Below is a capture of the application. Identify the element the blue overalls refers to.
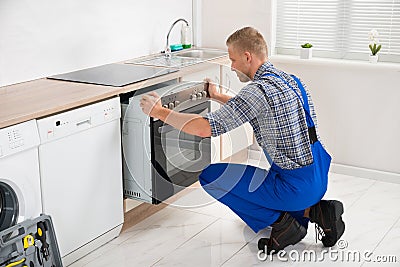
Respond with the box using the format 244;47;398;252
199;73;332;232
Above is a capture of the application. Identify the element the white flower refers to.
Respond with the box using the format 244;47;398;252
368;29;380;43
368;29;382;55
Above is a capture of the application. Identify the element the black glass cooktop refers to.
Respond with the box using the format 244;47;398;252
48;63;178;87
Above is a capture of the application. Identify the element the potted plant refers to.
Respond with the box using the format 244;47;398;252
300;43;313;59
368;29;382;63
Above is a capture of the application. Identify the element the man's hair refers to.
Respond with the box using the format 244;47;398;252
226;27;268;58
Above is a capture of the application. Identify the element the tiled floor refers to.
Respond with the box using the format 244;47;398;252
70;172;400;266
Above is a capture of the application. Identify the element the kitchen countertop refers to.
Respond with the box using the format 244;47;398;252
0;56;229;129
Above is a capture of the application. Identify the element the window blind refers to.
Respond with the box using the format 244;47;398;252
276;0;400;62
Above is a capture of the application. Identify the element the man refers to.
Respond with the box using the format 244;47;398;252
140;27;345;254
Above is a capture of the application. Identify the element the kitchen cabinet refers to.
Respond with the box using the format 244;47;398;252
220;66;254;160
181;65;221;163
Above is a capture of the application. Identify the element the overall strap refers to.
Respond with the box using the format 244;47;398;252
261;73;318;144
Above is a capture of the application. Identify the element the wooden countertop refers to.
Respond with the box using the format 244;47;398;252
0;57;229;129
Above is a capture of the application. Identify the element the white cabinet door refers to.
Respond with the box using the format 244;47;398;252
220;66;254;160
181;65;220;85
181;65;221;163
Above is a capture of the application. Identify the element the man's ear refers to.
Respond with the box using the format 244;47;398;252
244;51;252;63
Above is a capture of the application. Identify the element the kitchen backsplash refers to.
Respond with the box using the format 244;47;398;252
0;0;192;87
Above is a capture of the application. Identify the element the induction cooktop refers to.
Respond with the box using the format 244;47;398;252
47;63;178;87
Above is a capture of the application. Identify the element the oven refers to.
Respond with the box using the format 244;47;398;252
121;81;211;204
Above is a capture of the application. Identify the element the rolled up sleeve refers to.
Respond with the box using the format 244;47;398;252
204;83;268;137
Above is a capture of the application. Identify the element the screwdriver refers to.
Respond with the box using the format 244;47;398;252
36;221;50;261
5;258;25;267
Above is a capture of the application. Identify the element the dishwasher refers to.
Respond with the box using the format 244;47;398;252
37;97;123;266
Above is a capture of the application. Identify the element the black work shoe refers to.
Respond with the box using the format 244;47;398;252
309;200;345;247
258;212;307;255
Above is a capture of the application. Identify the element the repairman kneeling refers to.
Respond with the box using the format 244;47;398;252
140;26;345;254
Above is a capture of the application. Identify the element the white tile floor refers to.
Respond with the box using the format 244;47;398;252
70;173;400;267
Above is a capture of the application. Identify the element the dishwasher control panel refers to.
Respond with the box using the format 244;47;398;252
37;97;121;143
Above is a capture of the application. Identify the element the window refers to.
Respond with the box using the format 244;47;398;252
276;0;400;63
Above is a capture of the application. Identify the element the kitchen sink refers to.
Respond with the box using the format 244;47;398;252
127;56;202;68
174;49;227;60
125;48;227;68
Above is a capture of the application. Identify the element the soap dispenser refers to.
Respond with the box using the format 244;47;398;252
181;24;192;49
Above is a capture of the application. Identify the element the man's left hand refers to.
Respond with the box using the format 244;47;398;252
140;92;162;117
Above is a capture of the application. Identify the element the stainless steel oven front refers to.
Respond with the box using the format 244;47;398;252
121;81;211;204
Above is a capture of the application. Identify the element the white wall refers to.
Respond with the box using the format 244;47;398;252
201;0;400;175
200;0;274;53
271;58;400;174
0;0;192;86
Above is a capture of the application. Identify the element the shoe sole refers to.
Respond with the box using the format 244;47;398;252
323;218;345;247
258;223;307;254
322;200;345;247
330;200;344;220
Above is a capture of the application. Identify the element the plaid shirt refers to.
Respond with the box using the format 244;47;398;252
205;62;320;170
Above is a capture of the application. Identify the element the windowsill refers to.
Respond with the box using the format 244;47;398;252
269;54;400;71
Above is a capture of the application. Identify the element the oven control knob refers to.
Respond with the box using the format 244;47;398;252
190;94;197;101
202;91;208;97
197;92;203;99
168;102;175;109
174;100;180;107
163;104;168;109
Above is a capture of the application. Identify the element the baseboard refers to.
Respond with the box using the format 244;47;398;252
62;224;123;266
247;150;400;184
121;182;199;232
330;163;400;184
122;202;168;233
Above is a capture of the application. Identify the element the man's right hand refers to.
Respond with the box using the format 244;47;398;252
204;78;233;104
204;78;219;99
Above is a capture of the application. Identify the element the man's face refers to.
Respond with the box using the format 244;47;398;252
228;45;251;82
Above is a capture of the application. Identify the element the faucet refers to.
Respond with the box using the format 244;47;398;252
164;18;189;58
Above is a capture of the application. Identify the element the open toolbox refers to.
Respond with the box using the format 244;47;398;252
0;215;63;267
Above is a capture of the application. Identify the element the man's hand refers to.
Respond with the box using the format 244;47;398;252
204;78;219;99
204;78;232;104
139;90;211;137
140;91;162;118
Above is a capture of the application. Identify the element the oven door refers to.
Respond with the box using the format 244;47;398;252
150;100;211;204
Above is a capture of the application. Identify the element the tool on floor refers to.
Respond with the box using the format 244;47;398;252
23;234;35;250
0;215;63;267
35;221;50;261
36;241;43;266
5;257;25;267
